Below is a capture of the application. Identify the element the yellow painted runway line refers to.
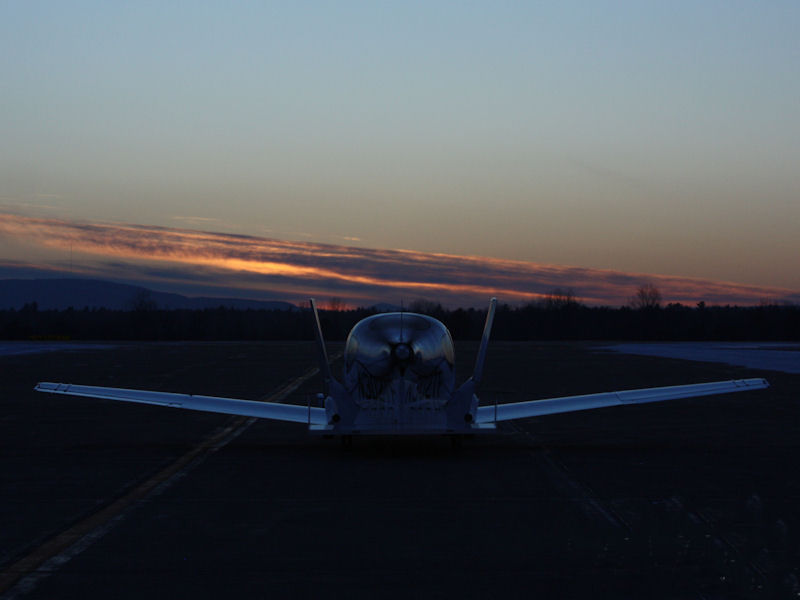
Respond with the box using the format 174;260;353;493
0;358;337;597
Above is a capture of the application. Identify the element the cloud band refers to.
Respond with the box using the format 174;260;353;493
1;213;796;307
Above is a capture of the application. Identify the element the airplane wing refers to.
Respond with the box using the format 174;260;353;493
35;382;328;425
475;378;769;423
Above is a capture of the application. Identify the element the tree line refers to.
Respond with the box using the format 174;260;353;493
1;296;797;341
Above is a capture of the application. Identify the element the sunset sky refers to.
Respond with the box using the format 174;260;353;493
2;2;798;307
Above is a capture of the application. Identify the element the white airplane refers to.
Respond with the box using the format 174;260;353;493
36;298;769;445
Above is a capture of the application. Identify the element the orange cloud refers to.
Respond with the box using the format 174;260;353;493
1;212;797;307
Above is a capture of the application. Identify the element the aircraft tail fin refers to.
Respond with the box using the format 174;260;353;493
446;298;496;428
472;297;496;387
310;298;333;397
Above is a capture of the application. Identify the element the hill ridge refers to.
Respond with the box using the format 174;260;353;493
0;279;296;311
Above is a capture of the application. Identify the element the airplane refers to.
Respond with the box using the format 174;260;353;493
35;298;769;446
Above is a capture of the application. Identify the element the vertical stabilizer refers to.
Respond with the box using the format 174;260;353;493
472;297;496;387
447;297;497;428
310;298;332;397
309;298;356;428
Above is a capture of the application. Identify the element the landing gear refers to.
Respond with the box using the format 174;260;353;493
340;435;353;450
449;434;463;450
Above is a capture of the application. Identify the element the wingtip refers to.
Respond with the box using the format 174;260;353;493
34;381;65;393
742;377;770;389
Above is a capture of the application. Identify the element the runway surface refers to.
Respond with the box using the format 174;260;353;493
605;342;800;374
0;342;116;357
1;341;798;598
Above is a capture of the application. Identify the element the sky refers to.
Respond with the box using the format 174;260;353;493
1;2;798;307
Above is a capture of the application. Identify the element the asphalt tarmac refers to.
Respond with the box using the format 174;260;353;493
1;341;798;599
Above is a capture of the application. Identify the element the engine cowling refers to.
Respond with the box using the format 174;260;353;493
343;312;455;410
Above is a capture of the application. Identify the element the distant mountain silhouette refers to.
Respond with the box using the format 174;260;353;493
0;279;297;311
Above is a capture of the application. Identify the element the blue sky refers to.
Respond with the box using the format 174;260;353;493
1;2;799;305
